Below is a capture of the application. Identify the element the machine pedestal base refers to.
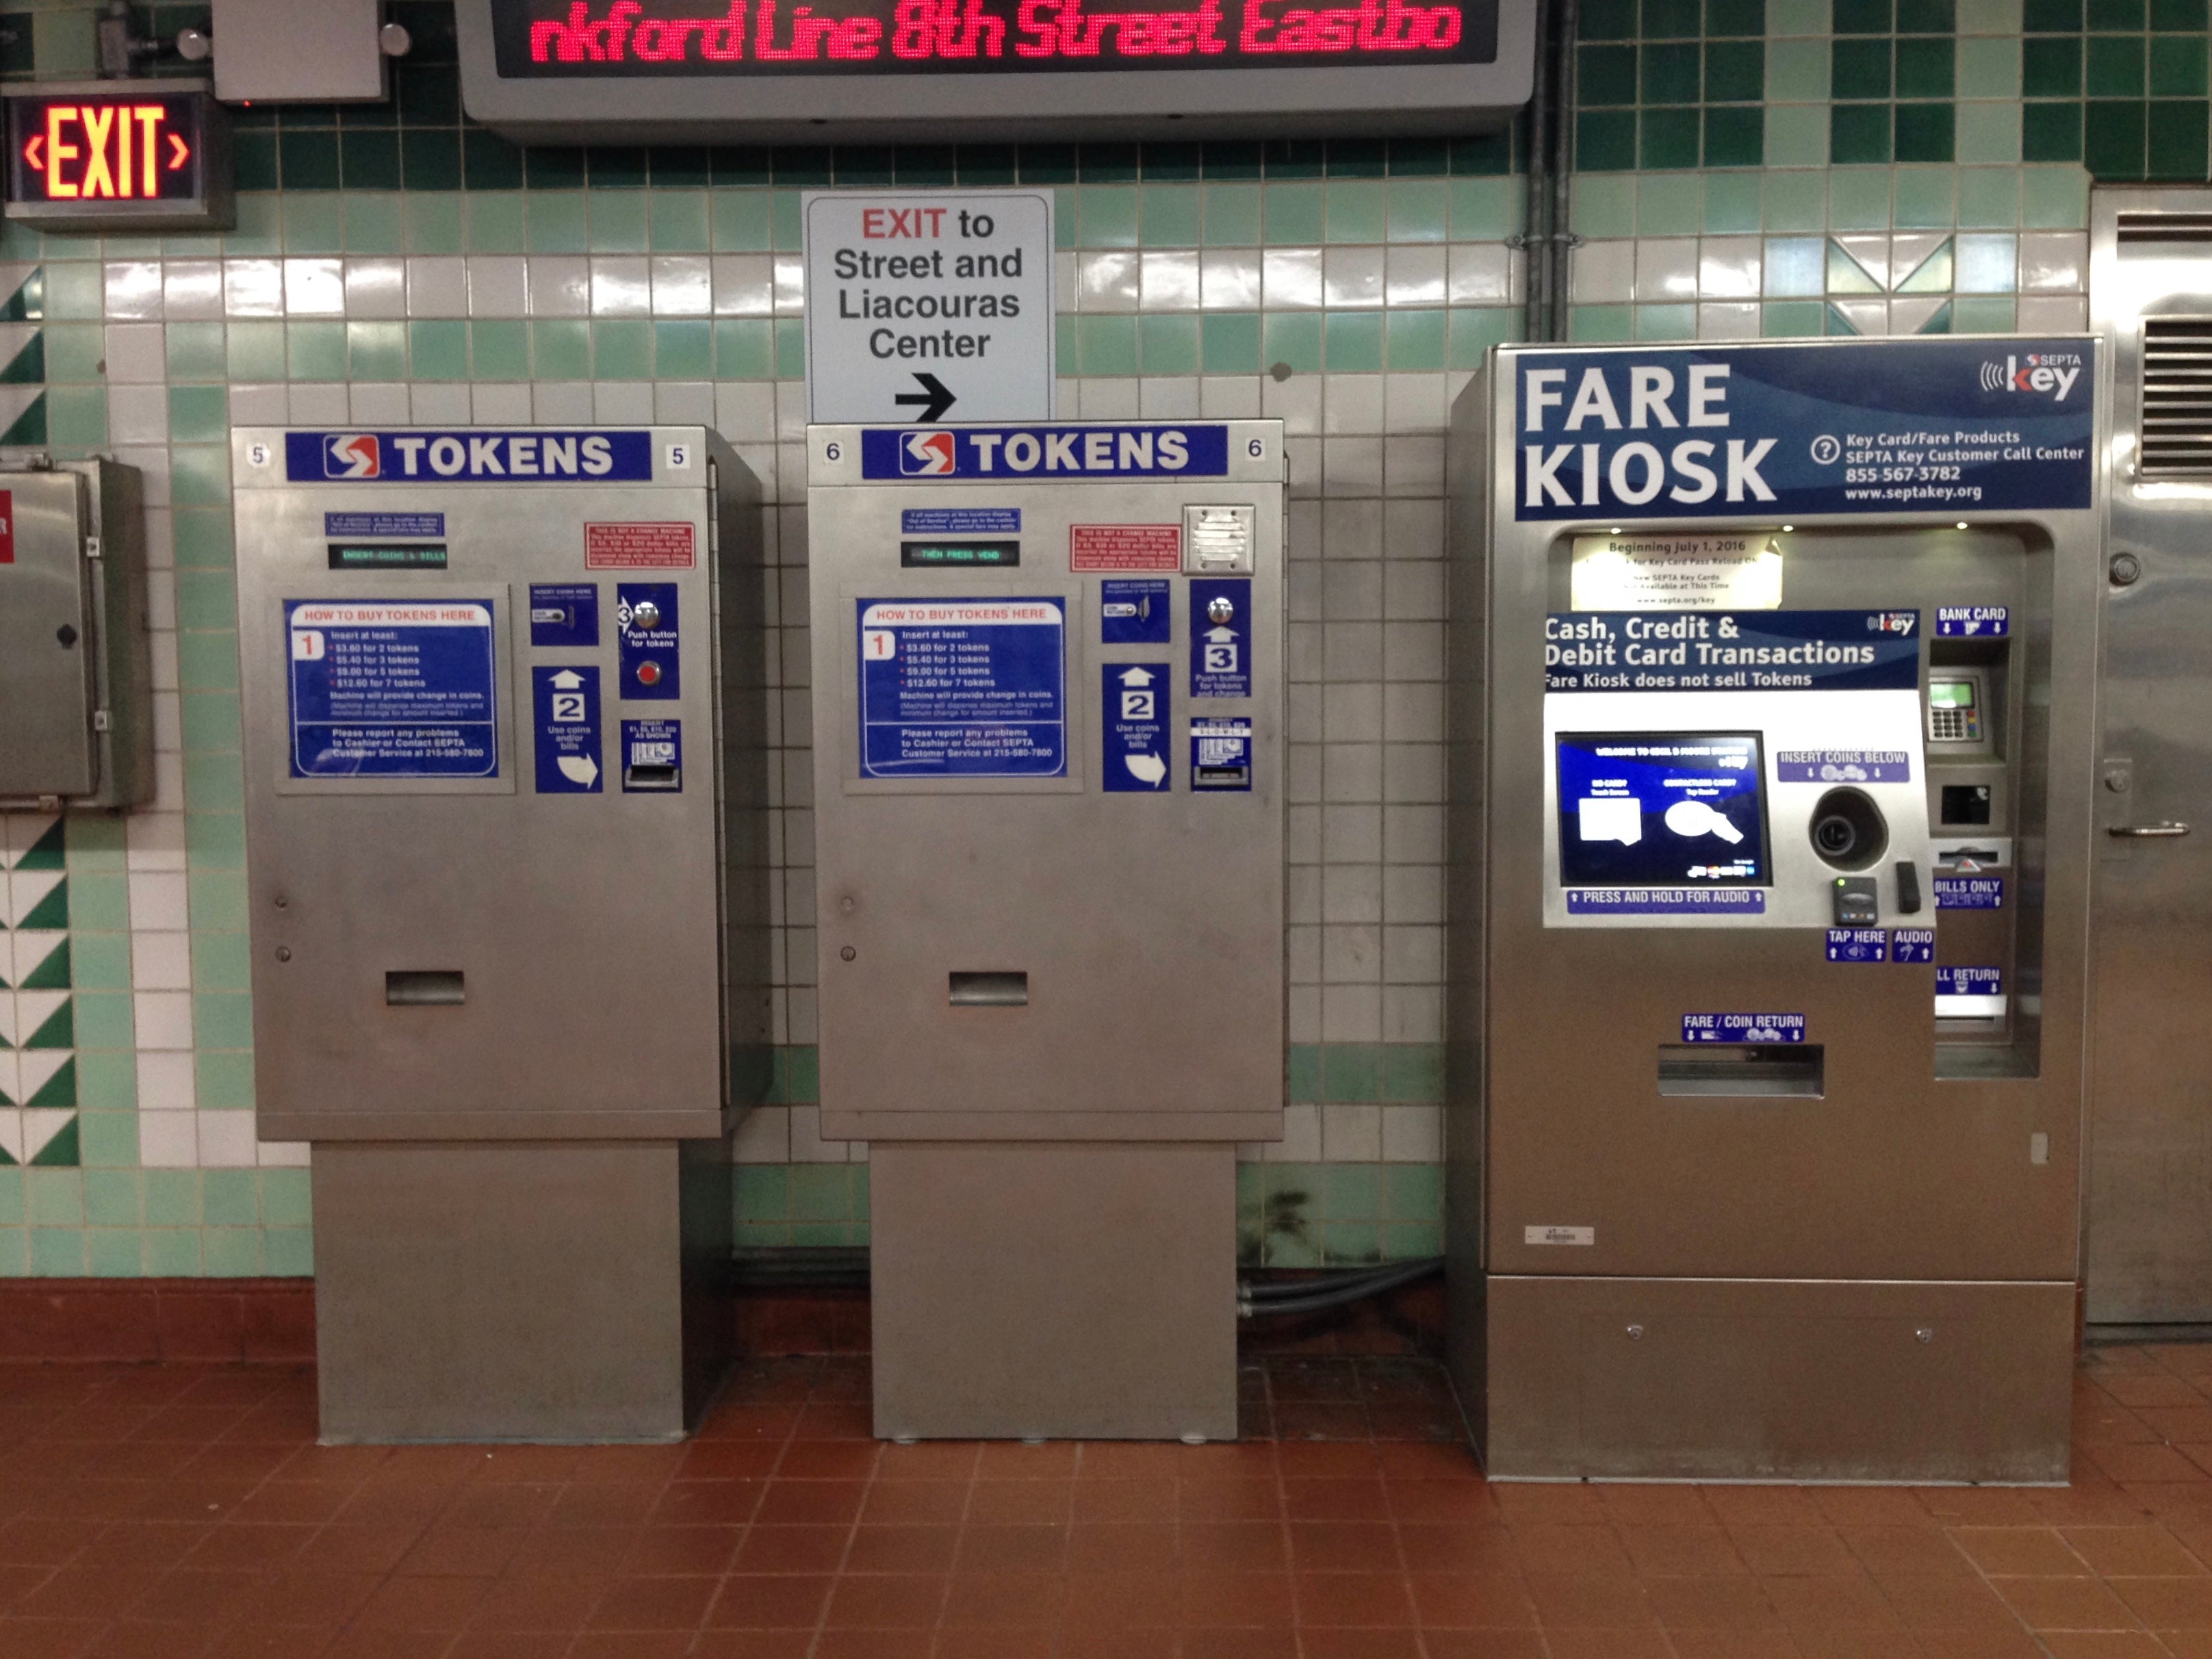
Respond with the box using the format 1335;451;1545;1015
311;1140;732;1443
1483;1274;2075;1482
870;1142;1237;1441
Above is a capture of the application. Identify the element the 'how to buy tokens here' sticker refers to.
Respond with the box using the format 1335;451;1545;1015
286;600;498;780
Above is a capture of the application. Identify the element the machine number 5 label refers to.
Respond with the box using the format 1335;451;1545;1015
665;443;691;470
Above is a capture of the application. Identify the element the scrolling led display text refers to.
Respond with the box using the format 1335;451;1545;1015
494;0;1497;73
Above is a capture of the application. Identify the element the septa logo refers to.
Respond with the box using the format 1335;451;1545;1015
900;431;955;475
322;433;381;478
1872;611;1918;635
1978;352;2082;401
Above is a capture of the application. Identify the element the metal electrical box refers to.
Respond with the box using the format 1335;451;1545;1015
808;420;1286;1440
1447;340;2102;1481
0;460;152;810
232;426;770;1442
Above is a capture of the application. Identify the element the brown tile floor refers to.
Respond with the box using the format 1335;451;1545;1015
4;1346;2212;1658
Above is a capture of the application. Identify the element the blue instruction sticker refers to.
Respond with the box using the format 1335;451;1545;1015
285;600;498;780
532;666;602;793
1775;749;1912;783
1936;606;2009;637
1936;966;2005;1016
1890;927;1936;964
1935;876;2004;909
1826;928;1888;962
1567;888;1766;915
1682;1012;1807;1044
1103;663;1169;792
902;506;1020;535
324;511;443;537
530;583;599;649
1191;717;1252;790
858;597;1066;779
616;583;680;700
1190;578;1251;699
620;718;682;791
1101;579;1172;645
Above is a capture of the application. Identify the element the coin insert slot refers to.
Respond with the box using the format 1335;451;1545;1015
386;970;465;1007
950;971;1028;1007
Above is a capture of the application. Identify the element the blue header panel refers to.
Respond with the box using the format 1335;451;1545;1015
1545;609;1921;693
1512;340;2094;521
860;424;1231;480
286;430;652;483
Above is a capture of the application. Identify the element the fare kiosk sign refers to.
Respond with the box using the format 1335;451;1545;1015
5;84;232;233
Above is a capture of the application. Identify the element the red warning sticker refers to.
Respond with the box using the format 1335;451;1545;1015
1070;524;1181;573
0;490;12;564
585;522;695;569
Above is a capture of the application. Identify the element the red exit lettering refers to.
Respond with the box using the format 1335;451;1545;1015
863;207;948;237
21;103;190;201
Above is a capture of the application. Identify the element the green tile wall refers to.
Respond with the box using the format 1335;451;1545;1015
0;0;2133;1275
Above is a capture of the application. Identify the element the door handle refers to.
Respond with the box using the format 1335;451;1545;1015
2109;823;2191;838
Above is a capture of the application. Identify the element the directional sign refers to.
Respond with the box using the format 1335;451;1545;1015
5;83;231;232
803;190;1055;426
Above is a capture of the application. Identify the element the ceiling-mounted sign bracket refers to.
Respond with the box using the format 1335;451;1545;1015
454;0;1536;142
4;80;233;233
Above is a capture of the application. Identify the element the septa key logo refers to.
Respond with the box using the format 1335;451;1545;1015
900;431;955;476
1978;352;2082;401
322;433;382;478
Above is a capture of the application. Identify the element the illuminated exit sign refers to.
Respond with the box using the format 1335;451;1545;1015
5;83;232;233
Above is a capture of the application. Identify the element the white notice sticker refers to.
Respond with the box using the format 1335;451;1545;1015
1570;530;1784;610
1524;1225;1595;1246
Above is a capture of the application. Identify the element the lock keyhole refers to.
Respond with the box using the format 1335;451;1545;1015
55;624;77;648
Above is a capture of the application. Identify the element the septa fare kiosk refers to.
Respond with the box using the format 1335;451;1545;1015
1445;339;2103;1480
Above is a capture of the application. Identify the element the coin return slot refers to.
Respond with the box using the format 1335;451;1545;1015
950;971;1028;1007
386;970;465;1007
1658;1044;1825;1098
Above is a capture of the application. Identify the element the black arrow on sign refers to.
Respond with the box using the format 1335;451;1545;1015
895;372;956;423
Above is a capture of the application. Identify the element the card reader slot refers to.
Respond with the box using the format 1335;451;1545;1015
386;970;465;1007
949;971;1028;1007
1657;1044;1824;1098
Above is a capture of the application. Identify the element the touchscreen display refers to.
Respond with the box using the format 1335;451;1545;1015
1556;732;1769;887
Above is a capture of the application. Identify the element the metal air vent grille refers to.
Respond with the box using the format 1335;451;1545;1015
2140;318;2212;477
2118;213;2212;244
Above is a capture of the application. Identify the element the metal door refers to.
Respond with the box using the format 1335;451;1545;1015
0;473;93;797
2089;190;2212;1322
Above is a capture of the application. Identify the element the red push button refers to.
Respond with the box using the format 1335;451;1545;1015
636;660;663;687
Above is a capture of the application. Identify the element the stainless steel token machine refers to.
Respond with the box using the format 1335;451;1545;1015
808;421;1285;1440
1447;339;2102;1480
233;426;769;1442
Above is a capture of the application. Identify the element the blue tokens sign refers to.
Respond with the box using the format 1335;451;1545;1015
285;599;498;779
1103;663;1169;792
532;666;602;793
1190;578;1251;699
858;597;1067;778
1512;340;2094;521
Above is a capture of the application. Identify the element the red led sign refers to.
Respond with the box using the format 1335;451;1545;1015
4;86;230;232
493;0;1495;73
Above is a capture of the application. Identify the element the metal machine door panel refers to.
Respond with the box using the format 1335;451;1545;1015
0;474;94;797
2089;190;2212;1322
